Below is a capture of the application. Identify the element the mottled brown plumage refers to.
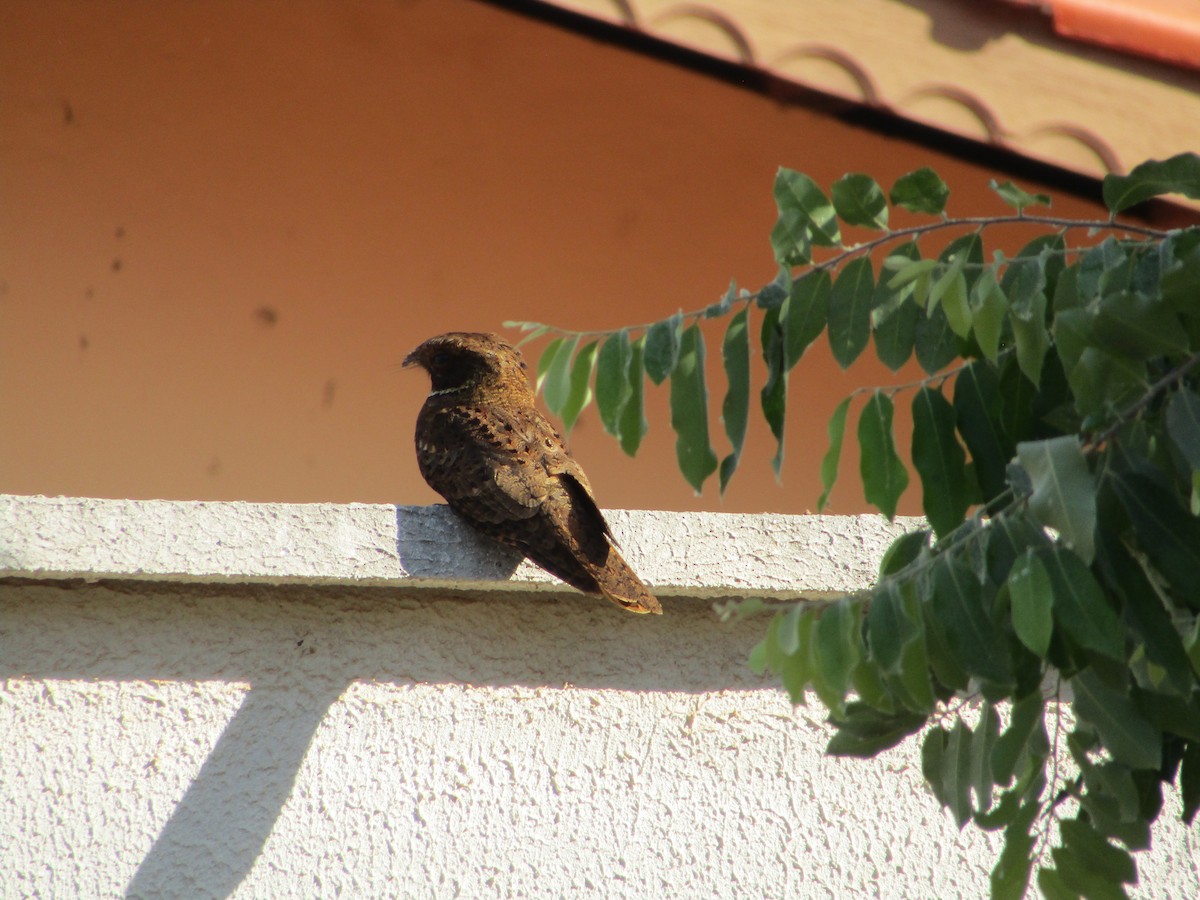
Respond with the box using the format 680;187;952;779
403;332;661;615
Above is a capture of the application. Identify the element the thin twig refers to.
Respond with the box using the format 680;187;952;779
509;216;1173;341
849;348;1016;400
1087;349;1200;450
1032;682;1065;868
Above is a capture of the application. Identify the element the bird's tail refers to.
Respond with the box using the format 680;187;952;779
594;546;662;615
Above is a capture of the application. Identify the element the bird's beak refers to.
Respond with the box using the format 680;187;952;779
401;349;420;369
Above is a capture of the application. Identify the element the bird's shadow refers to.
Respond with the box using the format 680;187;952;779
394;502;525;581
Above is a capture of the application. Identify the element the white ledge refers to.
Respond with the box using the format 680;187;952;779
0;495;920;600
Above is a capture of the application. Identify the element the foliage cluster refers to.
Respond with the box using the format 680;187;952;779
509;153;1200;897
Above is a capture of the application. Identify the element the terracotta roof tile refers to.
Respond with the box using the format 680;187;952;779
535;0;1200;179
1007;0;1200;70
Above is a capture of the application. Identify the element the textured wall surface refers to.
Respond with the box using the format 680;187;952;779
2;496;1196;898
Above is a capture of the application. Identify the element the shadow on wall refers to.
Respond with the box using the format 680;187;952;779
124;680;346;899
3;581;774;897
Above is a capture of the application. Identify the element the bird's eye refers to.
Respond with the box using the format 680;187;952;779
432;352;450;366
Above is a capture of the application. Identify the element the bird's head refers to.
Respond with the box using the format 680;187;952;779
403;332;530;398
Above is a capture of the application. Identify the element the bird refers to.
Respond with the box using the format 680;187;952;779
403;331;662;615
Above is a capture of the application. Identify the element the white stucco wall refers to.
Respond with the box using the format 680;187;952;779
2;496;1196;898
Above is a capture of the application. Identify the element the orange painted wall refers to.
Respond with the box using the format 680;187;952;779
0;0;1134;516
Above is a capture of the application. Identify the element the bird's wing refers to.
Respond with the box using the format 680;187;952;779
505;407;615;545
419;402;607;537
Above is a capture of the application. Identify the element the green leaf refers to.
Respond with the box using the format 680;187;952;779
1072;669;1162;770
930;556;1013;689
987;510;1052;585
927;241;968;318
1111;472;1200;605
1093;291;1188;360
776;602;805;656
914;302;960;375
780;607;816;703
618;336;648;456
669;325;718;493
890;167;950;215
1182;740;1200;825
760;612;787;674
594;330;632;438
976;784;1026;832
970;702;1000;813
827;257;875;368
560;340;598;433
1081;760;1141;825
535;336;565;393
1006;549;1054;658
858;391;909;520
1103;533;1194;695
1102;152;1200;213
872;242;921;371
782;269;830;369
1059;818;1137;885
970;269;1009;362
1161;232;1200;317
1049;846;1130;900
1131;688;1200;741
503;319;543;333
1167;388;1200;470
817;396;851;511
772;168;840;264
1077;238;1125;302
771;219;811;267
505;321;548;348
1052;306;1091;380
1183;618;1200;681
868;580;915;672
989;179;1051;212
1021;233;1067;296
998;354;1042;449
1068;346;1146;423
760;306;788;479
1039;545;1124;661
809;599;862;717
644;312;683;384
879;528;930;577
946;718;974;828
1016;436;1096;563
825;702;925;757
849;646;893;713
992;692;1046;786
939;270;972;340
954;360;1010;504
541;335;578;416
911;386;972;538
774;167;841;247
868;580;935;712
713;596;766;623
922;726;951;809
1010;286;1049;387
1000;251;1050;386
886;257;938;290
1001;250;1046;312
1053;262;1081;312
748;634;769;675
1035;866;1077;900
719;309;750;493
989;796;1039;900
831;173;889;229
